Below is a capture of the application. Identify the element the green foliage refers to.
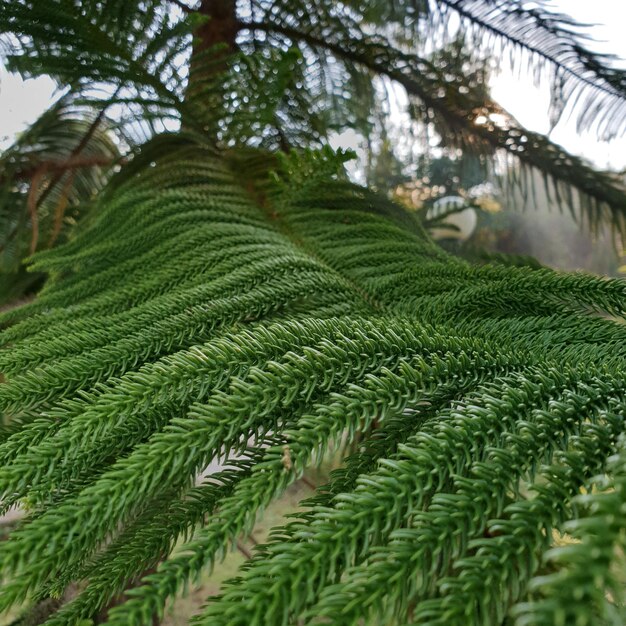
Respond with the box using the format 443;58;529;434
0;139;625;625
2;1;626;625
513;434;626;626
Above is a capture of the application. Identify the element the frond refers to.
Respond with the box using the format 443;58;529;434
0;140;625;625
512;433;626;626
317;0;626;139
0;0;189;139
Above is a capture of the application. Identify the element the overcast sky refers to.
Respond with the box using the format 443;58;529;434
1;0;625;169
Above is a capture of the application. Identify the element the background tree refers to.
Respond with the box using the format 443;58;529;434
1;2;626;625
0;96;119;304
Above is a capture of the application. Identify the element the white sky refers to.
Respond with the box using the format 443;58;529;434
0;68;57;149
1;0;625;168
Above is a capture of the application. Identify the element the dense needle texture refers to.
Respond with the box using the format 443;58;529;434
2;0;626;624
0;141;624;626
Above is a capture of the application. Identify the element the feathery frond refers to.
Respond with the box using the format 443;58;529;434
0;140;625;625
431;0;626;140
2;1;626;623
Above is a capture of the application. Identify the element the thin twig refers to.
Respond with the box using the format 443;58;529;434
4;155;118;184
48;170;75;249
300;475;317;491
236;540;253;559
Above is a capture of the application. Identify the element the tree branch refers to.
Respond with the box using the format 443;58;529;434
238;19;626;219
438;0;626;99
26;166;47;255
4;155;119;185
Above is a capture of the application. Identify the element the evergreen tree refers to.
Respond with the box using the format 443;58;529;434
1;2;626;624
0;97;119;303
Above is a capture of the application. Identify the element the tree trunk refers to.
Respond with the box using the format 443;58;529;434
183;0;239;128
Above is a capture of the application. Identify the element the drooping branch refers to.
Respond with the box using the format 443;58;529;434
437;0;626;100
435;0;626;139
26;166;47;255
47;170;75;249
239;19;626;226
32;90;120;213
